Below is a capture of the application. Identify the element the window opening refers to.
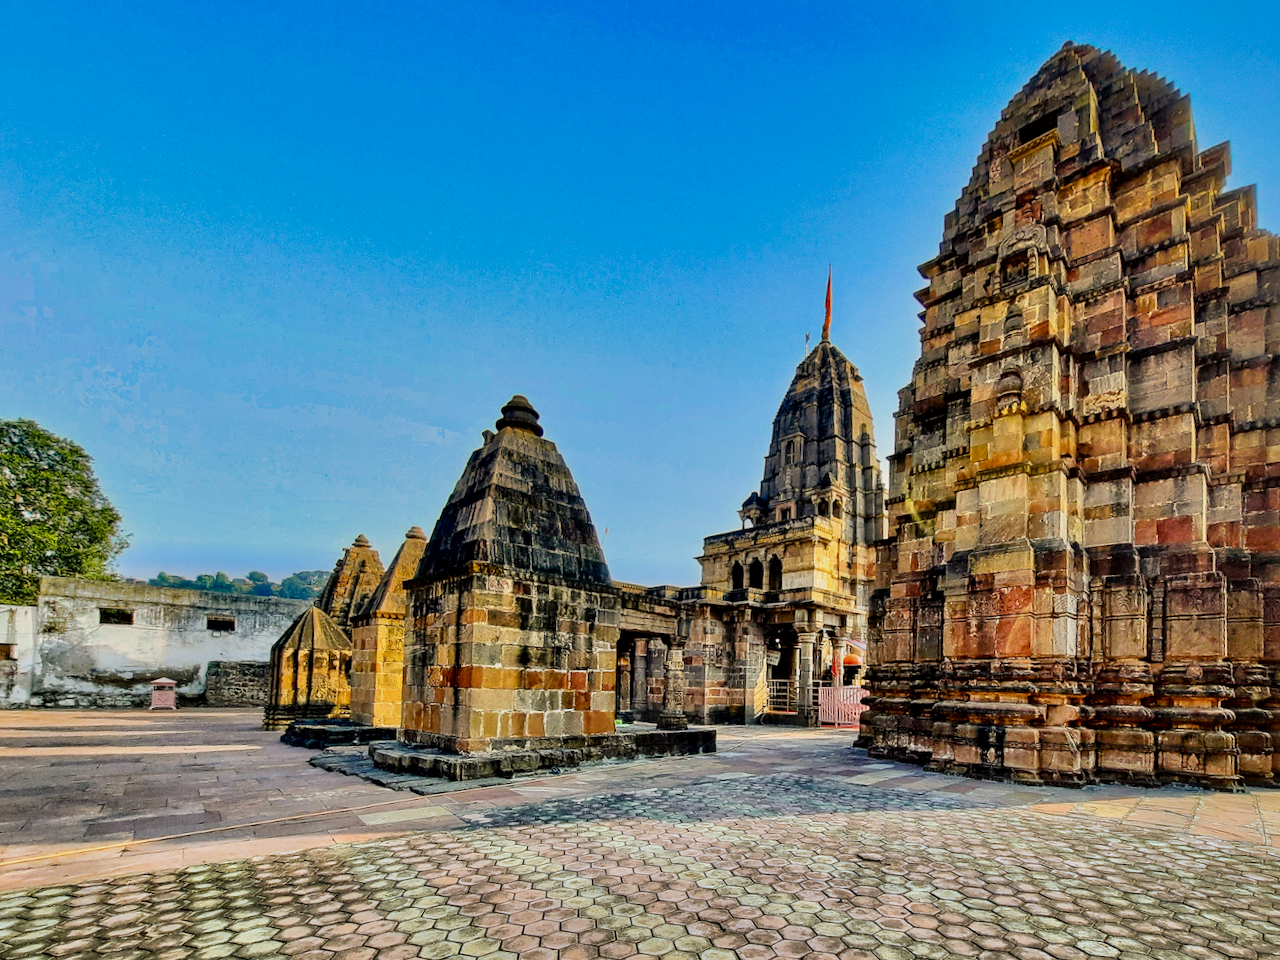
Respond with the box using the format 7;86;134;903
207;616;236;632
1017;112;1060;145
768;556;783;592
748;559;764;590
99;608;134;625
731;562;744;592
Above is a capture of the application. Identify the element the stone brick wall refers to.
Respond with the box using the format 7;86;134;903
402;570;619;752
350;617;406;727
205;661;270;707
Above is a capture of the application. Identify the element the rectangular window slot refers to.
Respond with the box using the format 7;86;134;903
0;643;14;660
1017;112;1059;145
99;608;134;625
207;616;236;632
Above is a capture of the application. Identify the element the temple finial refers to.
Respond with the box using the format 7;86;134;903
821;266;832;343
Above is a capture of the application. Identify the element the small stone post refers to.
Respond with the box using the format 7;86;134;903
658;620;690;731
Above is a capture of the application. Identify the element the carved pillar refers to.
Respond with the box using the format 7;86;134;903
658;622;689;731
797;630;818;726
833;638;847;688
632;639;648;720
616;651;633;722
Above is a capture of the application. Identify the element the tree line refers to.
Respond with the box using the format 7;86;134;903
148;569;330;600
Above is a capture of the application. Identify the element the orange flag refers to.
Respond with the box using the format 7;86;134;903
822;266;832;342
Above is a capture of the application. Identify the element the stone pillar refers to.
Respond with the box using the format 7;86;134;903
833;638;847;688
659;627;689;731
616;651;633;722
797;630;818;726
631;639;648;720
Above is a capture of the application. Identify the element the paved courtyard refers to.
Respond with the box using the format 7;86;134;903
2;711;1279;959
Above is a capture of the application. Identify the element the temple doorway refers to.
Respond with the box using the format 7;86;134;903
764;629;798;714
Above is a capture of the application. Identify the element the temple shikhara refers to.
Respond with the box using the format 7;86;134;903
862;43;1280;789
266;43;1278;790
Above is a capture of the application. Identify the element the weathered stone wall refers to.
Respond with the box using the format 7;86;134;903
350;617;406;727
25;579;310;708
0;604;38;708
864;43;1280;789
205;660;271;707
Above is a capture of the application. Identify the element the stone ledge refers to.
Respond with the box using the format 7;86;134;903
310;744;513;794
369;727;716;781
282;719;398;748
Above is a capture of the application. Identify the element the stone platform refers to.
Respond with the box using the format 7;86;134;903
281;718;397;749
371;725;716;781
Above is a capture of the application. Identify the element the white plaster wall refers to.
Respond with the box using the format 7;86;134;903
30;577;312;706
0;604;38;707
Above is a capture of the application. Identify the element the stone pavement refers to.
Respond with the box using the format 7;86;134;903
2;711;1279;958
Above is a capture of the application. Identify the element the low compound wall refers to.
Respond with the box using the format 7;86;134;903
4;578;311;708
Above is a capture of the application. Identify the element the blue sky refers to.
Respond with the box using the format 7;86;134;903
3;1;1277;586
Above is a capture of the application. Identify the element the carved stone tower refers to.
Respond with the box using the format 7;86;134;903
314;534;384;634
699;283;887;724
863;43;1280;788
350;526;428;728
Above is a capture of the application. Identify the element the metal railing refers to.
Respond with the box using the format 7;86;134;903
766;679;797;713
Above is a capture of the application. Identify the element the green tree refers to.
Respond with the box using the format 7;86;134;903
247;570;274;596
0;419;127;604
280;570;329;600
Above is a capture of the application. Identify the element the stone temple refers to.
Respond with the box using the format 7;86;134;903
862;43;1280;789
272;309;889;771
269;43;1278;791
695;291;886;724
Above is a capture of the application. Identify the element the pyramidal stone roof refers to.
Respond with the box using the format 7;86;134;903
273;606;351;655
942;42;1194;254
755;338;877;515
315;534;385;630
356;526;428;621
415;395;610;585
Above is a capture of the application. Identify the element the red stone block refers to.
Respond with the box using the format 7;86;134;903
1156;514;1196;544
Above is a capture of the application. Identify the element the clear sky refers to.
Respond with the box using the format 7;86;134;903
2;1;1277;586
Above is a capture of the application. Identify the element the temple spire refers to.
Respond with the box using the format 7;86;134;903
821;266;832;343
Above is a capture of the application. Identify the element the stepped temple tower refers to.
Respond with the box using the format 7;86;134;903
398;396;621;754
350;526;428;728
698;278;888;723
862;43;1280;788
314;534;384;632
